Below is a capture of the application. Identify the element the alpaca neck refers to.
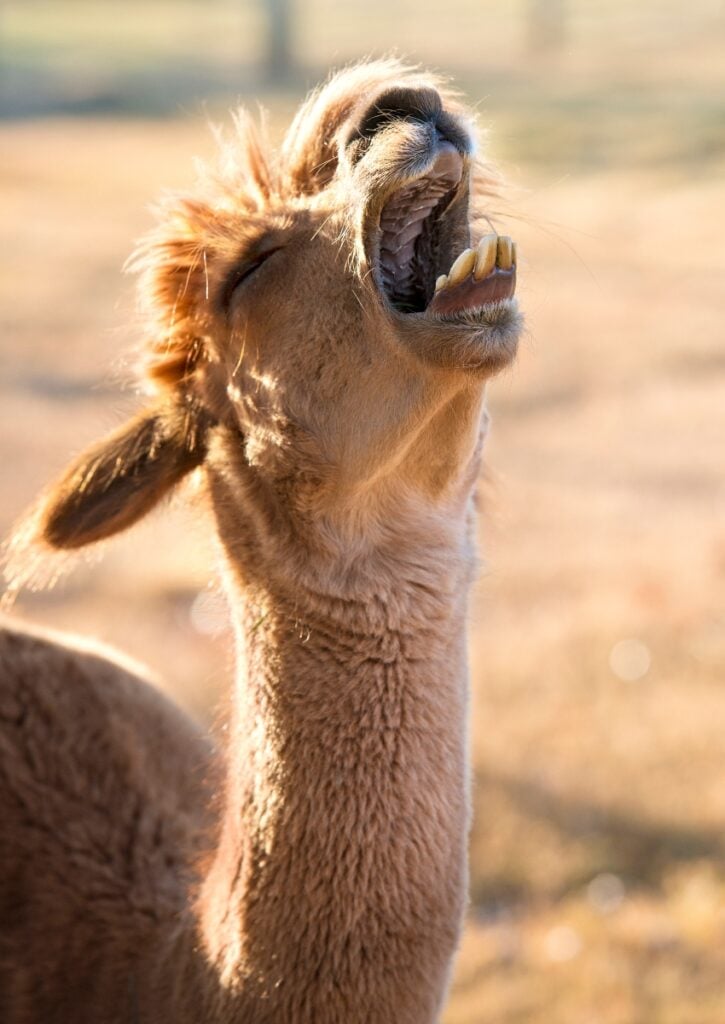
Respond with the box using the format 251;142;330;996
199;509;475;1023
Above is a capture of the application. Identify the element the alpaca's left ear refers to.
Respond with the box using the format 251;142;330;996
39;398;210;550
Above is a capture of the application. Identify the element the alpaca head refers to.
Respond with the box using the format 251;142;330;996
31;61;522;563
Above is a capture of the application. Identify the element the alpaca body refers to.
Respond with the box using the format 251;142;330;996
0;620;211;1023
1;61;523;1021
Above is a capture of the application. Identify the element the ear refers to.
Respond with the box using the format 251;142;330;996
39;398;210;550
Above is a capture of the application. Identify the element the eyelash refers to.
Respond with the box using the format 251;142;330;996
224;248;281;308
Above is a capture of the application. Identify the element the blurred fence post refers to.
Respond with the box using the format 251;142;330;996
263;0;295;83
526;0;567;55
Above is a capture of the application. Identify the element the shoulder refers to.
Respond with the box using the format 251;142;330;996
0;614;213;811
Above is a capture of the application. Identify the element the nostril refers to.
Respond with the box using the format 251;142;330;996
353;86;444;142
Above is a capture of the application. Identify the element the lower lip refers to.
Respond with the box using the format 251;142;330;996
427;267;516;315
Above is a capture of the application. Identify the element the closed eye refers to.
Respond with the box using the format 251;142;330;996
223;247;282;309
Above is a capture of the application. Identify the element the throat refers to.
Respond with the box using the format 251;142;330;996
198;579;471;1022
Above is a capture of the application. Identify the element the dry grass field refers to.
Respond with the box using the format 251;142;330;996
2;2;725;1020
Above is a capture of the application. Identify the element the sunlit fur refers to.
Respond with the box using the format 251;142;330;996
1;60;522;1023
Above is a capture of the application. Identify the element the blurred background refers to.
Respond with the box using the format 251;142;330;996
2;2;725;1020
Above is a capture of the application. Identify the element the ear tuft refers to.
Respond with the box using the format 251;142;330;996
39;399;210;551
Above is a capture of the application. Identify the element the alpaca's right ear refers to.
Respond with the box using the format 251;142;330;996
38;399;209;550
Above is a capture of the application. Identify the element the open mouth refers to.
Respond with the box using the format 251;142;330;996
376;144;517;318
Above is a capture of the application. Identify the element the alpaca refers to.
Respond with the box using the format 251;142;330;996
0;60;522;1023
